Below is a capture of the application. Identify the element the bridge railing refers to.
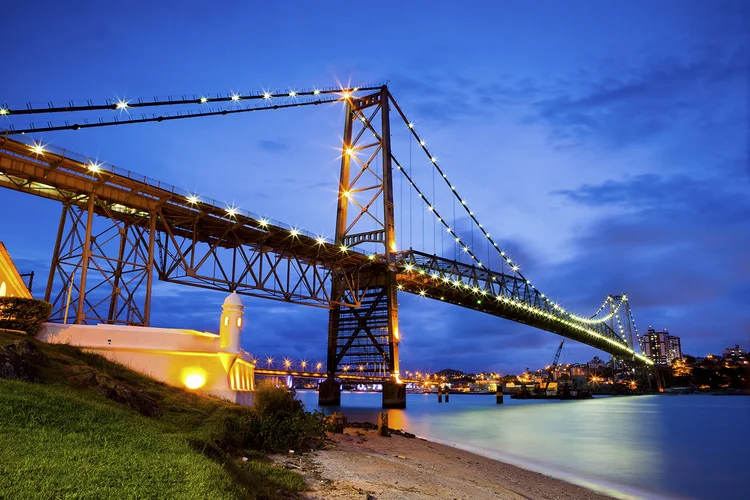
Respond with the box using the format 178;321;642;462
2;136;345;246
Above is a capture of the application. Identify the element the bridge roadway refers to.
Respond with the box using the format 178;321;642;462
0;136;651;365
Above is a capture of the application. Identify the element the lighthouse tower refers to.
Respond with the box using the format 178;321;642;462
220;291;244;354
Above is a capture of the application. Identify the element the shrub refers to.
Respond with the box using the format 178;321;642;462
0;297;52;336
218;382;330;453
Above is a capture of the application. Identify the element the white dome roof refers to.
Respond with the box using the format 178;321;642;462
223;291;243;307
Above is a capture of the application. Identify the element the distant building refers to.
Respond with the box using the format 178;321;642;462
722;345;747;360
640;327;682;365
588;356;607;371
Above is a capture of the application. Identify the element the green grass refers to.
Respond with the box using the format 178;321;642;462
0;331;306;499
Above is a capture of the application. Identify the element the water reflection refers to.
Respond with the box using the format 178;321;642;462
297;391;750;500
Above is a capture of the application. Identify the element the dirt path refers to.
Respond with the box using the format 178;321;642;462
274;429;614;500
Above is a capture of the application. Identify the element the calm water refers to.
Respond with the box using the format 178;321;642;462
296;391;749;500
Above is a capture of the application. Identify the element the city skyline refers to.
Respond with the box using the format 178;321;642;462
1;0;748;373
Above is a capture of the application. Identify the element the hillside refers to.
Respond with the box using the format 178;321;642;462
0;331;305;499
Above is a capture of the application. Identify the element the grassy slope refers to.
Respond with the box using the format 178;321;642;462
0;331;304;499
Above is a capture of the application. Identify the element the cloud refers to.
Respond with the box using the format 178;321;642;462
532;45;748;148
258;140;289;152
546;172;750;355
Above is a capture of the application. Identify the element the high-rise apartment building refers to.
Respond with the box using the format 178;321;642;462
639;327;682;365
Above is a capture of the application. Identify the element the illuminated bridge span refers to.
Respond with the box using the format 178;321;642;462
0;84;652;407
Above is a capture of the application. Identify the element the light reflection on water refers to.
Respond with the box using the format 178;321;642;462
296;391;750;500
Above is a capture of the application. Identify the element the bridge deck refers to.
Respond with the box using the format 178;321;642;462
0;136;651;366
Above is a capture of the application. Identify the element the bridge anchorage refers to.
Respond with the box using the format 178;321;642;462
0;83;654;408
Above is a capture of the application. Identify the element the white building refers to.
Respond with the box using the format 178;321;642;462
38;292;255;404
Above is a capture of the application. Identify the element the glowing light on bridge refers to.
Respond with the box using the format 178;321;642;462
300;360;307;369
316;236;326;245
263;92;272;100
115;99;129;110
266;357;274;368
419;140;425;146
418;289;426;296
340;91;352;99
258;218;269;228
87;161;102;173
313;89;321;95
187;194;200;205
339;245;348;253
289;228;300;238
226;206;238;217
289;90;297;97
316;362;323;370
231;93;241;101
199;97;208;103
0;108;8;115
397;284;404;290
283;358;292;369
28;141;46;155
408;122;414;128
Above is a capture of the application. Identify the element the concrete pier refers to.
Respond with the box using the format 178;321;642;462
496;389;504;404
382;381;406;408
318;377;341;406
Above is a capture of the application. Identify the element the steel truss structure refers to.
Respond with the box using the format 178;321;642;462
0;136;377;323
45;199;155;325
0;83;653;382
327;87;400;379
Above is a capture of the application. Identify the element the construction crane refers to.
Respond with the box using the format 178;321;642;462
545;339;565;391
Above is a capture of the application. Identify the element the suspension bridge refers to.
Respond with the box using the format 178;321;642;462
0;84;653;407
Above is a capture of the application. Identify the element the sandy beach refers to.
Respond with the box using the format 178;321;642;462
274;428;614;500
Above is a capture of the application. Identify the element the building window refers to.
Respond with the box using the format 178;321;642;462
0;282;6;297
237;317;242;327
224;316;229;326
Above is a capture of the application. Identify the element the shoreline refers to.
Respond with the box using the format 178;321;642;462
274;428;632;500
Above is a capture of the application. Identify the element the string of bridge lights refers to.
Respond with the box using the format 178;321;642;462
629;307;642;346
615;309;629;344
388;96;628;326
394;263;653;365
576;295;629;325
7;84;635;331
19;138;351;251
0;85;379;135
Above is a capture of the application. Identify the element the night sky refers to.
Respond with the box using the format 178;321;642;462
1;1;747;374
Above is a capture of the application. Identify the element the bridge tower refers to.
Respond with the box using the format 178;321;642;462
320;85;405;408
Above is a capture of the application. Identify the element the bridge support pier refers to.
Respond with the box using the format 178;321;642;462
382;380;406;409
318;377;341;406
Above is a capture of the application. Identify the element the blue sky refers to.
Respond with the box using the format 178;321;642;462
1;0;748;373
